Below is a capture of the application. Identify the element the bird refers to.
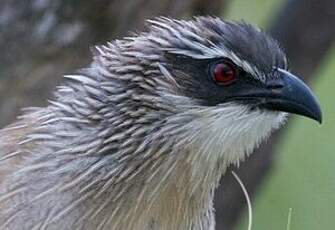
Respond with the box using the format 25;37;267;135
0;17;322;230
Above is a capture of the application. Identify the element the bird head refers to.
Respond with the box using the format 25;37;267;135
0;17;323;229
143;17;322;121
92;16;322;168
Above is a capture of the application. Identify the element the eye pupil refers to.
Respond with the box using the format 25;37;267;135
213;62;236;85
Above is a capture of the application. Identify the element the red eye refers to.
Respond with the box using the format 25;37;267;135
213;62;237;85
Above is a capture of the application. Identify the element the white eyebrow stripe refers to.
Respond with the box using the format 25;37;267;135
167;44;266;83
146;19;268;82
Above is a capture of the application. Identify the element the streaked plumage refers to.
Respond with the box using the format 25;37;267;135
0;17;321;229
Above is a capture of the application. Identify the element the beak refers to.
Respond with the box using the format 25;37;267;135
260;68;322;123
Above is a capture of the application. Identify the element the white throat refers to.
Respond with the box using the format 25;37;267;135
113;104;287;230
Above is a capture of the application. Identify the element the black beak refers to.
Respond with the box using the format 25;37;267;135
260;68;322;123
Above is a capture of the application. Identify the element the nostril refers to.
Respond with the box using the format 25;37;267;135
266;79;284;89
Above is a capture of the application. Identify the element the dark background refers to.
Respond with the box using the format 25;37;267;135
0;0;334;229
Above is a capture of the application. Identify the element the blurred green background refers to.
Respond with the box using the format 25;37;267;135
226;0;335;229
